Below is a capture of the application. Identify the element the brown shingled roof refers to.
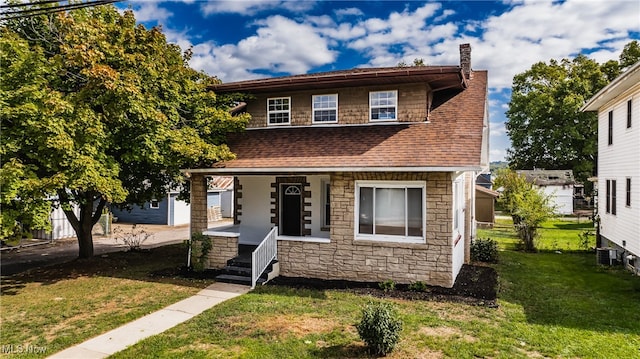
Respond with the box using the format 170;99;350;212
197;71;488;174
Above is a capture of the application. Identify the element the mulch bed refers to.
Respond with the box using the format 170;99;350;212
267;264;499;307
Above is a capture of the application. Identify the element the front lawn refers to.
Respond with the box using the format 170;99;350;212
0;245;214;358
2;218;638;358
110;219;640;359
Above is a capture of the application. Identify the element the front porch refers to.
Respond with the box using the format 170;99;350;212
189;171;469;288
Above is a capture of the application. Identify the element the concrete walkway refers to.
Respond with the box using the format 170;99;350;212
47;282;250;359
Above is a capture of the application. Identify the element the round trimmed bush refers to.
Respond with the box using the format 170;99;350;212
356;301;403;355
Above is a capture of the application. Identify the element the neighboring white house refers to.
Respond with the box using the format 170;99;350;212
517;169;576;215
32;204;80;240
582;61;640;274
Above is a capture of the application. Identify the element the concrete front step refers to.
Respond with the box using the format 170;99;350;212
215;274;266;286
223;265;251;276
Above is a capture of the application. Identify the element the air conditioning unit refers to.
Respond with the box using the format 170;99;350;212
596;248;617;266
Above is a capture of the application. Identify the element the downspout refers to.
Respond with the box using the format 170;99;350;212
167;192;171;226
185;172;192;269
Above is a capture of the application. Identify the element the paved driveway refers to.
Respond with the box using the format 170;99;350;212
1;224;190;276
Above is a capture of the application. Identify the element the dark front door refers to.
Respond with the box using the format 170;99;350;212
281;184;302;236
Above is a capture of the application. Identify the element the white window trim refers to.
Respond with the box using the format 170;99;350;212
369;90;398;122
267;97;291;126
354;180;426;244
321;179;331;228
150;199;160;209
312;94;338;124
453;178;463;232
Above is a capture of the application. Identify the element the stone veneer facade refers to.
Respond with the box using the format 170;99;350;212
207;235;239;269
277;171;456;287
245;83;430;128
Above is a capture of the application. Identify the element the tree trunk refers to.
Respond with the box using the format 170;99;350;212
76;201;95;258
59;190;106;259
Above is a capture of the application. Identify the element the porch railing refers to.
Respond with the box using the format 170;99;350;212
251;226;278;289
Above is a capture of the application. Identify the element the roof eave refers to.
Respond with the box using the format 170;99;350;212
182;165;484;176
210;67;466;94
581;61;640;112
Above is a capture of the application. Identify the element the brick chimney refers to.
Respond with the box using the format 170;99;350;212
459;43;472;79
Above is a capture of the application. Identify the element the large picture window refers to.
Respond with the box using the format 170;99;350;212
313;94;338;123
267;97;290;125
355;181;425;243
369;90;398;121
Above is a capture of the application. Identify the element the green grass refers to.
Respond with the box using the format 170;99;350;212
478;217;596;251
0;245;213;358
3;220;639;358
109;218;640;359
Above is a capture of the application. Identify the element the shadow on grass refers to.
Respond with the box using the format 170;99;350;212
547;222;594;230
496;250;640;335
310;343;374;358
0;244;209;296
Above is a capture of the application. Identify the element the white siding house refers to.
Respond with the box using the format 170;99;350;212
517;169;576;215
582;62;640;274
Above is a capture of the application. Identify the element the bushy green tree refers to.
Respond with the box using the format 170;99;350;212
0;5;249;256
505;41;640;188
494;169;555;251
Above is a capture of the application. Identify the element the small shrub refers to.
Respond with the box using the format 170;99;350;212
408;281;428;292
578;230;594;250
471;238;499;263
378;279;396;292
114;224;152;251
190;232;212;272
356;301;403;356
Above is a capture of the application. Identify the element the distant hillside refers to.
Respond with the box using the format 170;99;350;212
490;161;508;172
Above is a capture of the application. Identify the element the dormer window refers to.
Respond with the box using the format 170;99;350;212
369;90;397;121
312;94;338;123
267;97;291;125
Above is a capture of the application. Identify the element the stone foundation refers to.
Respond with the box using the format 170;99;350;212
206;235;239;269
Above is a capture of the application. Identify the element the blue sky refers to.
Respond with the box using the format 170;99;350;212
119;0;640;162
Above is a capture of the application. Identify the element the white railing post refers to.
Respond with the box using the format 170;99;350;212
251;226;278;289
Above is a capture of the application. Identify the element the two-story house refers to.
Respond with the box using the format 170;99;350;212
582;61;640;274
184;44;489;288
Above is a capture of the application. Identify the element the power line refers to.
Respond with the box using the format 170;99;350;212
1;0;124;21
1;0;66;9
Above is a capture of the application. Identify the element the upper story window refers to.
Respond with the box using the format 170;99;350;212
313;94;338;123
626;178;631;207
627;99;632;129
608;110;613;145
267;97;290;125
369;90;398;121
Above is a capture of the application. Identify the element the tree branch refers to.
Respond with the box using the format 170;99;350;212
92;196;107;226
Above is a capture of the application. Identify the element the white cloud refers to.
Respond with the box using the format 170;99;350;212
334;7;364;18
490;148;507;163
177;15;337;82
470;0;640;89
490;121;507;137
130;1;173;23
200;0;315;16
